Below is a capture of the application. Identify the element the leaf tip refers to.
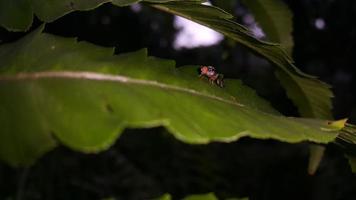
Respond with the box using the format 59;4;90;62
328;118;348;129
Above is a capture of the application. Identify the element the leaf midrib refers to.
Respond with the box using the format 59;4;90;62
0;70;246;107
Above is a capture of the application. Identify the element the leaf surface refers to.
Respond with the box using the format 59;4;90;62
0;0;333;121
0;0;199;31
0;27;343;167
0;0;32;31
182;193;218;200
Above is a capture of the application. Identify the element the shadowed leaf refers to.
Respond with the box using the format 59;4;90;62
241;0;294;54
0;0;202;31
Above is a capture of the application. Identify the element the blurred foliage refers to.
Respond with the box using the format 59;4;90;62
1;129;355;199
182;193;218;200
240;0;294;54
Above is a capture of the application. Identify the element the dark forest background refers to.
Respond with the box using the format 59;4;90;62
0;0;356;199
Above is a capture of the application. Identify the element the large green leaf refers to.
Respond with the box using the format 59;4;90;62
241;0;294;54
0;27;343;167
0;0;333;120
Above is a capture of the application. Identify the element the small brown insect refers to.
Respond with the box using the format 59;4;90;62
199;65;224;88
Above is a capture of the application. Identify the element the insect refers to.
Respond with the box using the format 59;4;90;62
198;65;224;88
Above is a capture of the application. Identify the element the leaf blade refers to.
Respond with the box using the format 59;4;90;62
0;28;343;167
0;0;33;31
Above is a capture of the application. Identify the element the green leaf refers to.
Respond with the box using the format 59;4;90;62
339;123;356;144
32;0;110;23
274;71;333;119
0;27;343;167
0;0;197;31
237;0;333;177
211;0;236;14
182;193;218;200
0;0;33;31
154;193;172;200
33;0;187;22
0;0;333;121
340;124;356;174
238;0;329;174
307;144;325;175
346;155;356;173
241;0;294;54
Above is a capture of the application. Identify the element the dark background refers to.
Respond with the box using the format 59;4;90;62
0;0;356;199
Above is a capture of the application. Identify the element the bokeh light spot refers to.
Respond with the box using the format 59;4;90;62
173;16;224;49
